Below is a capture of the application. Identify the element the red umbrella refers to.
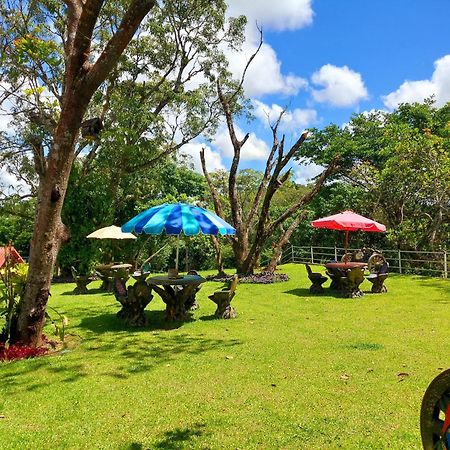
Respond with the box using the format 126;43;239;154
311;210;386;260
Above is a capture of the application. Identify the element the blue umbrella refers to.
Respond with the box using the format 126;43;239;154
122;203;235;269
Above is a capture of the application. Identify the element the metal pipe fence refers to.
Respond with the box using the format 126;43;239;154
284;245;448;278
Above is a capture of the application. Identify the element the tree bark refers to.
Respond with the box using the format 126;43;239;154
211;236;227;277
17;110;84;346
266;212;305;273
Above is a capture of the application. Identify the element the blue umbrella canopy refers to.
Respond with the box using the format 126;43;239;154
122;203;235;271
122;203;236;236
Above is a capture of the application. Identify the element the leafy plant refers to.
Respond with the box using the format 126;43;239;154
0;249;28;345
45;306;69;343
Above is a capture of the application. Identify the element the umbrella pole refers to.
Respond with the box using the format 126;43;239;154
345;230;349;261
175;235;180;271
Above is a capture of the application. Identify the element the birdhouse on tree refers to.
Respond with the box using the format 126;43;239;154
81;117;103;140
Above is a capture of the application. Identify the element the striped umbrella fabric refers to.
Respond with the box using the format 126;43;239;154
122;203;236;236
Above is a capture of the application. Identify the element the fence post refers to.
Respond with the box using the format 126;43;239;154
334;245;338;261
398;249;402;274
291;245;295;263
444;251;448;279
310;246;314;263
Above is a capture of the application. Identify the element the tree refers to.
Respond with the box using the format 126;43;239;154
0;0;158;346
299;100;450;251
201;77;338;274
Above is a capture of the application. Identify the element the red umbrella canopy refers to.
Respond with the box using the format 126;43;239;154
311;211;386;261
311;210;386;232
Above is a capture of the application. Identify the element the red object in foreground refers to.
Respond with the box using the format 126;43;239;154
0;335;53;361
311;210;386;259
442;404;450;435
0;343;48;361
0;246;25;268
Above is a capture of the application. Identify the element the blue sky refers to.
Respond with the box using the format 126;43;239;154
184;0;450;182
266;0;450;126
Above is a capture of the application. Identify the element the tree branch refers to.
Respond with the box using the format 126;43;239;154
268;156;340;234
200;147;225;219
86;0;157;91
266;211;306;273
217;82;244;228
246;112;284;229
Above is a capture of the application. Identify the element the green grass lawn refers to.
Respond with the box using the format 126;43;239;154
1;264;449;449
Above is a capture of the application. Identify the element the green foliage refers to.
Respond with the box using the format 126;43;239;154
0;261;28;342
13;34;62;67
45;306;68;343
0;0;247;276
0;214;33;257
299;100;450;251
58;158;209;274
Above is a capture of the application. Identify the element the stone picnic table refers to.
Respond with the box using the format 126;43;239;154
95;262;132;291
325;261;367;298
113;268;152;327
146;274;206;322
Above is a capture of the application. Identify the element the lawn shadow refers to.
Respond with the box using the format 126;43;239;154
283;287;340;298
413;276;450;300
283;288;312;297
153;422;207;449
96;333;242;377
198;314;219;321
125;444;143;450
2;358;88;392
283;287;363;299
61;288;110;296
77;310;184;334
2;331;242;391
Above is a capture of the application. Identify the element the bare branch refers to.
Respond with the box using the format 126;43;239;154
200;147;225;219
216;82;244;228
246;122;282;229
229;24;263;104
269;156;340;233
266;211;306;273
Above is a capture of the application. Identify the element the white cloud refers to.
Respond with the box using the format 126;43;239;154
227;0;314;32
382;54;450;109
180;142;225;173
0;113;12;132
252;99;317;132
0;168;30;196
311;64;369;107
212;125;269;161
142;2;313;100
224;1;310;99
0;83;16;132
227;40;308;98
294;161;324;185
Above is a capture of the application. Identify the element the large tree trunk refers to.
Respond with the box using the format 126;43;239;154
17;115;83;346
232;232;250;275
211;236;227;277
